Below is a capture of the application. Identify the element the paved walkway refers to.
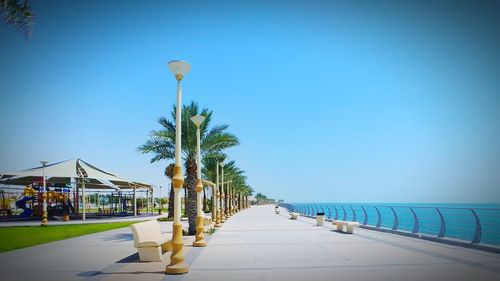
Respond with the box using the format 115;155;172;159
183;205;500;281
0;205;499;281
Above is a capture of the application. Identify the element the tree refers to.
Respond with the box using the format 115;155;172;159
203;157;253;212
1;0;35;38
164;163;175;218
255;193;267;200
201;153;225;213
139;101;239;234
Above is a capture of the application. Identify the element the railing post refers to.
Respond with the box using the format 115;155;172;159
341;206;347;221
361;206;368;225
351;206;356;222
436;208;446;238
320;205;325;215
410;207;419;233
390;207;398;230
374;206;381;227
326;205;332;220
333;206;338;220
470;209;482;244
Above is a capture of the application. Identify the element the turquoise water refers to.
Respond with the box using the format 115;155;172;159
286;203;500;246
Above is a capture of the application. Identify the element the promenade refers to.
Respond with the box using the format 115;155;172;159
0;205;499;281
185;205;500;281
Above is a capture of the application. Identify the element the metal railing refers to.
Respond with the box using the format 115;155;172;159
279;203;500;250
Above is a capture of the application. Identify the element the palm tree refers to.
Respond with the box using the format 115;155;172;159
201;156;253;213
164;163;175;218
1;0;35;38
138;101;239;234
201;154;225;213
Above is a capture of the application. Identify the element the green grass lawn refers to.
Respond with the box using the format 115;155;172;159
0;221;140;253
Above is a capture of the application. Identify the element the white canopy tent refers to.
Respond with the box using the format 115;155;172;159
0;159;153;220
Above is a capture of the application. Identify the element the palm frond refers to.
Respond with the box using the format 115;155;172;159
1;0;35;39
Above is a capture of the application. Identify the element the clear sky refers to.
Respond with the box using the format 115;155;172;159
1;0;499;203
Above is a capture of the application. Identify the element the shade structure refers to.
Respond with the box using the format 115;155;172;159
0;159;151;191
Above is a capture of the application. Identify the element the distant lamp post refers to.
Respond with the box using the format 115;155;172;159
227;181;232;216
40;160;48;226
215;160;222;227
165;60;191;275
191;115;207;247
219;162;226;222
226;180;233;216
159;186;163;214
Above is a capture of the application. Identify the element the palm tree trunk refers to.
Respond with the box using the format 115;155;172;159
203;187;208;213
183;186;188;216
167;183;174;218
185;158;198;235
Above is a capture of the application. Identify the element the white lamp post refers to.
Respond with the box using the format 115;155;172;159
165;60;190;275
219;162;227;220
40;160;48;226
225;180;233;217
215;160;222;226
159;185;163;214
191;115;207;247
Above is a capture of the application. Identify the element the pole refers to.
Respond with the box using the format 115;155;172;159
166;73;189;274
193;124;207;247
133;187;137;217
159;186;162;214
41;162;48;226
221;165;226;221
215;161;222;226
82;176;86;221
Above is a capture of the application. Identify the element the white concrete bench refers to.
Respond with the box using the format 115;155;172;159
130;220;172;262
289;212;299;220
203;216;212;225
332;220;360;234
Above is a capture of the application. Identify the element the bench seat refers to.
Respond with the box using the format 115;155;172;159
130;220;172;262
332;220;360;234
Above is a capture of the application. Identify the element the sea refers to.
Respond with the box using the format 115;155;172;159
285;203;500;246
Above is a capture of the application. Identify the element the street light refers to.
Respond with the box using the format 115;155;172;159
214;160;222;227
40;160;48;226
227;180;232;216
191;115;207;247
159;186;163;214
165;60;191;275
225;180;233;217
219;162;226;222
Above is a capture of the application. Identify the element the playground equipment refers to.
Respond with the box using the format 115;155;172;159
14;186;36;217
15;196;35;217
0;190;12;217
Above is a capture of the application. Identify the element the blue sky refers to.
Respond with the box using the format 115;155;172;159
1;0;499;203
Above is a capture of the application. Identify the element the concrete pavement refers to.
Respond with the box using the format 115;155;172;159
0;205;499;281
181;205;500;281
